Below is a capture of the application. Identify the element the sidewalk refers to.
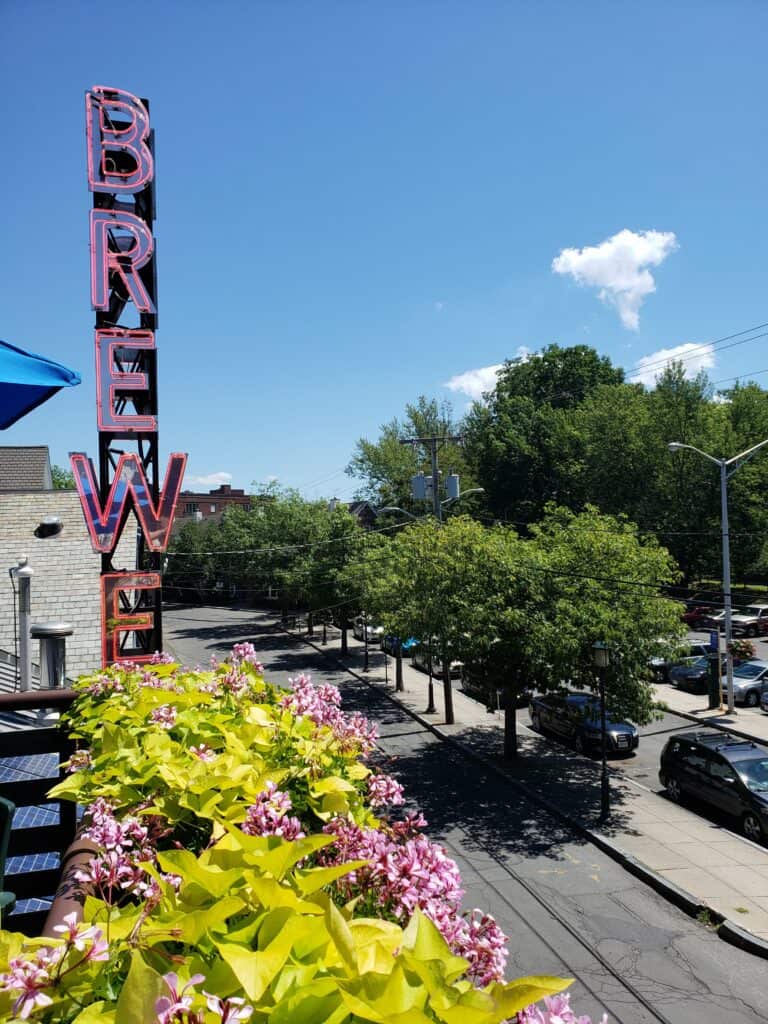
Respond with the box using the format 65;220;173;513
296;627;768;958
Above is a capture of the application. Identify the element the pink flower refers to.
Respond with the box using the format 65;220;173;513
518;993;607;1024
241;782;305;841
368;773;405;808
190;743;217;762
230;642;263;671
0;948;66;1020
150;704;177;729
150;651;176;664
205;992;254;1021
155;972;205;1023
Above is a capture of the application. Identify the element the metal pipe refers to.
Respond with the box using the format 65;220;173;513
16;558;33;692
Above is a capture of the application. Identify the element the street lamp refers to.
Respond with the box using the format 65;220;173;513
592;641;611;823
363;610;369;673
668;437;768;713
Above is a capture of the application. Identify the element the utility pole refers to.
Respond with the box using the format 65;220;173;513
399;435;463;521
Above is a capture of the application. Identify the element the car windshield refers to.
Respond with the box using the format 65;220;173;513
688;657;709;668
733;663;767;680
580;703;623;726
737;757;768;792
743;606;764;616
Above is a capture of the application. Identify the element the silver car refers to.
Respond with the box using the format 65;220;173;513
721;660;768;707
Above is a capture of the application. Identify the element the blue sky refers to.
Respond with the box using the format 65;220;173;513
3;1;767;500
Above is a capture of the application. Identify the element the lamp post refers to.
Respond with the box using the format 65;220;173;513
425;645;437;714
668;437;768;714
592;641;611;823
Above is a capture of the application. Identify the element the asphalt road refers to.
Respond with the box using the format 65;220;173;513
164;605;768;1024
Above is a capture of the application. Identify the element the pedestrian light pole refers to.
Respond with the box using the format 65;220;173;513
592;641;611;822
363;610;369;673
668;437;768;714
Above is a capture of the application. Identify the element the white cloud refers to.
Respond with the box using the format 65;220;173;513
552;228;678;330
434;301;444;312
185;471;233;487
444;347;531;401
632;342;715;388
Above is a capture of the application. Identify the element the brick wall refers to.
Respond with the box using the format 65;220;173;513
0;491;137;679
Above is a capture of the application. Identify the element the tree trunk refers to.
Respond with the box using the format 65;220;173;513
395;647;404;691
442;641;454;725
504;702;518;759
341;623;348;655
307;612;314;637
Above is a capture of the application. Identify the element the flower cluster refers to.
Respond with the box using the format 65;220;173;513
150;651;177;665
66;748;92;772
230;642;264;672
150;703;178;729
0;914;108;1020
319;815;506;984
74;799;159;900
367;772;405;808
154;972;254;1023
281;673;378;754
83;672;125;697
190;743;217;762
518;993;608;1024
241;782;305;841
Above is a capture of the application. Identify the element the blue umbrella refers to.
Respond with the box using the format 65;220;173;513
0;339;81;430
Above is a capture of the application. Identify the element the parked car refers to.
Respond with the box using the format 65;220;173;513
381;635;418;657
352;616;384;645
669;655;724;695
650;642;712;683
722;660;768;707
459;665;533;710
681;604;721;630
528;692;639;756
659;731;768;842
411;642;463;678
731;605;768;638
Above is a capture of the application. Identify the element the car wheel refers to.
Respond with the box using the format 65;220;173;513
530;710;541;731
748;626;757;638
666;777;683;803
742;813;765;844
746;690;760;708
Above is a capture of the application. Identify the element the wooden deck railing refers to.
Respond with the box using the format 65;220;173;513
0;690;77;935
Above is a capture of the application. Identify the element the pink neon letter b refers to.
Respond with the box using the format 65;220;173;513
86;86;153;193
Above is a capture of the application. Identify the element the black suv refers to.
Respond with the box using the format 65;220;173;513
659;731;768;843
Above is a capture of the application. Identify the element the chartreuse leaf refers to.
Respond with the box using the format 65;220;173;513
71;1002;117;1023
215;917;304;1002
157;849;242;899
271;962;322;1002
114;950;164;1024
172;896;245;943
294;859;369;896
401;909;468;984
349;919;402;974
256;834;336;879
268;978;345;1024
324;894;356;973
488;976;572;1021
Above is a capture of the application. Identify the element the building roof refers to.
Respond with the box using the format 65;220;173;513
0;446;52;491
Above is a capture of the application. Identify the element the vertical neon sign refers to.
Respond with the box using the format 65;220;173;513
72;86;187;665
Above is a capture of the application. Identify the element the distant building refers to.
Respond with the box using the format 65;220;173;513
0;445;136;681
175;484;251;530
347;500;378;529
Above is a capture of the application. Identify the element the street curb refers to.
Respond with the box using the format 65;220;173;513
284;625;768;961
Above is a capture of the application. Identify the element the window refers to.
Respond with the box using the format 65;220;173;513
709;758;737;782
681;747;708;771
210;504;216;512
184;502;199;514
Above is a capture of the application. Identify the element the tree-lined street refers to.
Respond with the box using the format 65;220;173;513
164;604;768;1024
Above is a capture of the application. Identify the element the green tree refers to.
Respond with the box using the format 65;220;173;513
529;505;685;726
52;463;75;489
464;344;624;525
346;395;476;511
